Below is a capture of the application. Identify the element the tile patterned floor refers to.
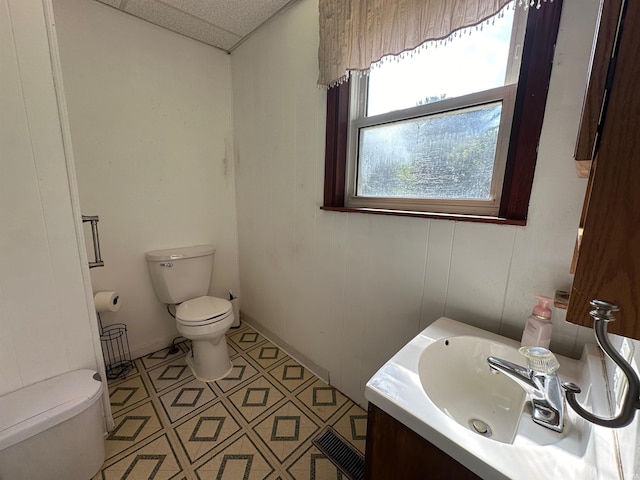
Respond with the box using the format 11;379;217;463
93;323;367;479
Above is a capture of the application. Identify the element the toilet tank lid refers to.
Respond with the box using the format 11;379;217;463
146;245;215;262
0;369;103;451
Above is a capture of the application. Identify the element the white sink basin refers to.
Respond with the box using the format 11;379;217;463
418;336;526;443
365;317;615;480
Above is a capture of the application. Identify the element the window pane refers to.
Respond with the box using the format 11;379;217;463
357;102;502;200
367;6;516;116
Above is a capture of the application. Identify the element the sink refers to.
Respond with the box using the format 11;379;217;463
418;336;526;443
365;317;613;480
417;334;592;452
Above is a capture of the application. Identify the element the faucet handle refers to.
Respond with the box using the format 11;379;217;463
519;346;560;374
589;300;620;322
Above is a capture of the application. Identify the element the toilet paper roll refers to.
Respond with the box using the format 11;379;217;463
94;291;121;313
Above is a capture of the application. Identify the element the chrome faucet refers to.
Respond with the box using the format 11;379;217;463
487;347;565;432
562;300;640;428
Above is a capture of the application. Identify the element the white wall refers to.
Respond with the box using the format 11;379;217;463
231;0;600;406
0;0;98;396
52;0;240;359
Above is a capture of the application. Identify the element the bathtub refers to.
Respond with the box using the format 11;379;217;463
0;369;105;480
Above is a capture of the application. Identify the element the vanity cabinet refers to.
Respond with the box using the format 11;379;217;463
566;0;640;339
364;403;481;480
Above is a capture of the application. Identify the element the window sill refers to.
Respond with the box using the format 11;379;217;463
320;205;527;226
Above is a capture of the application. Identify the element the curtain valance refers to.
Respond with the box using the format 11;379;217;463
318;0;549;87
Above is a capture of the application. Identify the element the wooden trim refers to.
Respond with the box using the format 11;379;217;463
323;80;350;207
320;206;526;226
323;2;564;226
574;0;624;162
499;0;563;221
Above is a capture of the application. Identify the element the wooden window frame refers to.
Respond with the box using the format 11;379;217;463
322;1;564;226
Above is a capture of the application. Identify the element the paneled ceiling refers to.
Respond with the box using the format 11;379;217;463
97;0;296;51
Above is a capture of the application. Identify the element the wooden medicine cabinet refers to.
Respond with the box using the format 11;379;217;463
566;0;640;340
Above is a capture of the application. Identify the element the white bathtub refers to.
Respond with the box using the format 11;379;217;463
0;369;105;480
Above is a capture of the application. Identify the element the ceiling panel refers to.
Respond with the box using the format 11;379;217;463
123;0;242;50
97;0;294;51
162;0;290;36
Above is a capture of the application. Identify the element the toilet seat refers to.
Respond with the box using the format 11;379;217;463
176;296;232;326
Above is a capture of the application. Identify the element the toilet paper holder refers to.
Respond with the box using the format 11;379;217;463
98;313;133;380
82;215;104;268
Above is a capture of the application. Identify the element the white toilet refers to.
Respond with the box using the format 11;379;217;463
146;245;234;381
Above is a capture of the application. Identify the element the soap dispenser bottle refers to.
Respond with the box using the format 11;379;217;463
521;295;553;349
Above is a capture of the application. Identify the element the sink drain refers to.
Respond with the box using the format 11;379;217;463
469;418;493;438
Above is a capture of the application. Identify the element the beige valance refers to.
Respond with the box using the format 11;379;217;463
318;0;520;87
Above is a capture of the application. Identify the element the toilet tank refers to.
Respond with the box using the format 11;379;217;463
146;245;215;304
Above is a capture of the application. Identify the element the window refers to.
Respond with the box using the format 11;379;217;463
323;2;564;225
348;6;525;216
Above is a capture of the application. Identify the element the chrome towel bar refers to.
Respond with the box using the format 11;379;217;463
82;215;104;268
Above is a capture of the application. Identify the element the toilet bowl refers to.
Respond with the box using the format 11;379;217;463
146;245;235;381
176;295;234;381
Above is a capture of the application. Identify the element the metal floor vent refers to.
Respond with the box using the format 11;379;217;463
312;427;365;480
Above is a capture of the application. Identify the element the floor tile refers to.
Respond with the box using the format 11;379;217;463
147;355;194;393
228;376;286;424
330;404;368;454
101;434;183;480
246;342;288;369
178;340;192;354
286;444;344;480
109;375;150;415
194;434;276;480
267;359;315;393
140;345;187;371
107;361;141;386
174;400;242;464
228;329;267;352
252;401;320;464
98;324;367;479
214;355;260;394
106;401;163;459
295;379;350;423
159;378;218;424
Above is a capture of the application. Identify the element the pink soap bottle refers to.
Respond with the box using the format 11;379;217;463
520;295;553;349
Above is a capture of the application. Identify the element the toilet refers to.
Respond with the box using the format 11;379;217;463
146;245;234;381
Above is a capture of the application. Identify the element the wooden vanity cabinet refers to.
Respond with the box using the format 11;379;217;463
566;0;640;339
364;403;481;480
